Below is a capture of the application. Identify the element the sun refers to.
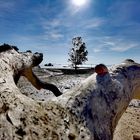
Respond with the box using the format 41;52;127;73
71;0;87;7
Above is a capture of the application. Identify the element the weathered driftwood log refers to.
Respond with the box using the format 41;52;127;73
51;59;140;140
0;45;140;140
0;44;62;97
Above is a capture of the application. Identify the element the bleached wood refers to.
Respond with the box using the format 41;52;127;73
0;48;140;140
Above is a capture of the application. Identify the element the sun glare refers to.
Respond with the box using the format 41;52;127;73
71;0;87;7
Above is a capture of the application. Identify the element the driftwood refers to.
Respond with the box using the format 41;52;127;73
0;44;62;97
0;45;140;140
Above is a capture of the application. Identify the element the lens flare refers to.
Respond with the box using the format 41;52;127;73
71;0;87;7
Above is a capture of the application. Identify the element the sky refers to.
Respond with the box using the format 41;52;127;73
0;0;140;66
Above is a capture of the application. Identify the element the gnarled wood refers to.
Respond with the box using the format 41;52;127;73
0;45;140;140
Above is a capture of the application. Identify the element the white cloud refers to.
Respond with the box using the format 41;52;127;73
103;41;115;46
41;19;61;29
85;18;105;29
39;18;64;40
49;32;64;39
110;43;137;52
103;38;138;52
93;48;102;53
91;36;138;53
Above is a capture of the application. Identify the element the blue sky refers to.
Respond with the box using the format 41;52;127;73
0;0;140;66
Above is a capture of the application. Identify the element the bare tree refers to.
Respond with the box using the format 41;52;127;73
68;37;88;70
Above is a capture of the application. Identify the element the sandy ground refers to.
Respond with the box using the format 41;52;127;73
114;106;140;140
